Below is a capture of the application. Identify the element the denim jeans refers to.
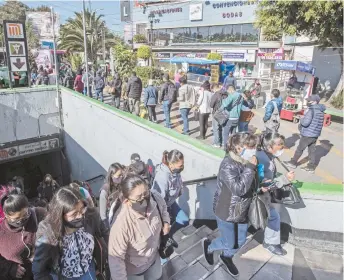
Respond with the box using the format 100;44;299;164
163;100;172;128
180;108;191;134
208;216;248;258
238;121;249;132
264;207;281;245
212;117;222;146
95;89;103;102
222;119;238;151
83;86;92;97
112;96;120;108
168;202;189;236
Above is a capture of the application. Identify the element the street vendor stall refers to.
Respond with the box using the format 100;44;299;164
274;60;316;122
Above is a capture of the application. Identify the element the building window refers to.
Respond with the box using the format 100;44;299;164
241;23;259;43
136;23;147;37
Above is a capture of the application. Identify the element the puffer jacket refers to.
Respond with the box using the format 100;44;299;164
127;76;143;100
213;152;257;223
300;104;326;138
151;163;183;207
263;97;283;122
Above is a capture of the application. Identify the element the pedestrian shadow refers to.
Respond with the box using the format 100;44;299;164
285;133;301;149
297;140;333;167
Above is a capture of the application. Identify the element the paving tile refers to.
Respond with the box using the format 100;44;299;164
311;268;344;280
280;242;295;265
180;225;197;236
171;262;208;280
300;247;344;273
175;232;203;254
198;251;221;271
195;226;214;239
180;241;203;264
162;255;187;280
251;255;293;280
206;266;235;280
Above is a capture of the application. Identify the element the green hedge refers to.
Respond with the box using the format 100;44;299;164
134;66;164;87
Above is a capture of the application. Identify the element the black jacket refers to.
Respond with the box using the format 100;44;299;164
32;208;109;280
213;152;257;223
210;91;227;114
127;76;143;100
160;81;172;102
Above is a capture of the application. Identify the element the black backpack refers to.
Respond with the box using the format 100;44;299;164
167;83;177;104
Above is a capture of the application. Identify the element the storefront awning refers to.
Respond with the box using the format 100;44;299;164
160;57;220;65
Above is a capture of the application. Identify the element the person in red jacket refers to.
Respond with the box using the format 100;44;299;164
73;69;84;93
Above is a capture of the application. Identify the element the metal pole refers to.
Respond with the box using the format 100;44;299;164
82;0;90;97
102;28;106;62
150;19;153;78
51;7;59;90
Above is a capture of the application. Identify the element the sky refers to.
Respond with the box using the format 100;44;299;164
0;0;124;35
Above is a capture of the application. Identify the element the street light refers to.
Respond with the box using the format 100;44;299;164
148;12;155;77
82;0;90;97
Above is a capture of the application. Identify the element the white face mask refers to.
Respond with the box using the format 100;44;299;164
241;148;257;160
273;149;284;158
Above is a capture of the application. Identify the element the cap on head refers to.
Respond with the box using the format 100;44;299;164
130;153;141;162
306;94;320;103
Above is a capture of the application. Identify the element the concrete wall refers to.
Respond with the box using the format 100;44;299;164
60;88;342;240
0;86;61;144
61;88;222;194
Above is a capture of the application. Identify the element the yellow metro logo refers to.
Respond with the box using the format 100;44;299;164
7;23;23;37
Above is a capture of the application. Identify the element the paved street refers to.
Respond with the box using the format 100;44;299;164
103;94;343;186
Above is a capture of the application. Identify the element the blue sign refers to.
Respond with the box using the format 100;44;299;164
41;41;54;49
274;60;297;71
296;61;315;75
222;53;245;59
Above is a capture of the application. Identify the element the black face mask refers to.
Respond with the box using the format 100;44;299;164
64;217;84;229
7;216;30;228
172;166;184;174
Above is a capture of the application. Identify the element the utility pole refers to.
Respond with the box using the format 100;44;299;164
148;13;155;78
50;7;59;90
82;0;90;97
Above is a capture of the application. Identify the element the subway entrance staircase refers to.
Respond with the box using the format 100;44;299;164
161;225;343;280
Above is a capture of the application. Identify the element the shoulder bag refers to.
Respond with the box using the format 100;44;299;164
151;192;177;259
213;95;242;126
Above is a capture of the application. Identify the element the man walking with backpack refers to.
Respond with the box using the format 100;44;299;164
263;89;282;132
160;74;177;129
94;71;105;102
284;95;325;173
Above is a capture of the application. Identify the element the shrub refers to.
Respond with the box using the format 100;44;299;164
137;45;151;60
330;89;343;109
133;34;147;43
134;66;164;87
207;53;222;60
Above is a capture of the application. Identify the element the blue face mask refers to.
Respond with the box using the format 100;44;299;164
241;148;257;161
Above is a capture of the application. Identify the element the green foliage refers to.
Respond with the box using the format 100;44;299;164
255;0;343;49
59;9;122;66
134;66;163;87
133;34;147;43
112;43;137;78
330;89;343;109
68;53;83;72
32;5;51;12
137;45;151;60
207;53;222;61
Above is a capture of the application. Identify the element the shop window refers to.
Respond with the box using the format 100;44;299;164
241;23;258;43
210;25;227;42
197;26;210;42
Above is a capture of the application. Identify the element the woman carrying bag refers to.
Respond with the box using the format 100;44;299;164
202;133;259;277
196;81;214;140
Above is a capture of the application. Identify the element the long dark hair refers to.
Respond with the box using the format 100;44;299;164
162;150;184;166
121;174;148;199
226;133;258;154
44;186;84;242
105;163;125;194
3;194;29;215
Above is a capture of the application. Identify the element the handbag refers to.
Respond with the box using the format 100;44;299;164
214;95;242;126
248;193;270;230
194;108;200;122
151;192;176;259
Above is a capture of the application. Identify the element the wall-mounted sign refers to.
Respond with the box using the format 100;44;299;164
172;53;208;59
258;48;284;60
222;12;243;18
150;7;183;15
3;20;30;88
154;52;171;59
26;12;60;40
120;1;131;22
217;50;256;62
190;3;203;21
212;1;257;9
274;60;297;71
0;138;60;162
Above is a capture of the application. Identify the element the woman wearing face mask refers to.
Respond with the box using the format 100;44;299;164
99;163;125;230
0;194;46;280
108;175;170;280
255;132;295;256
196;80;214;140
152;150;188;237
32;186;108;280
203;133;259;277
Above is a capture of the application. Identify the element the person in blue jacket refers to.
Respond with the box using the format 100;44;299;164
285;95;326;173
144;79;159;122
263;89;283;132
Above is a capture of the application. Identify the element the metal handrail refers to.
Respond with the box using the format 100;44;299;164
85;174;105;184
183;175;217;185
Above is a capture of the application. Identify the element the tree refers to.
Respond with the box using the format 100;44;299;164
255;0;344;99
112;42;137;78
137;45;151;61
59;10;119;66
32;5;51;12
133;34;147;44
